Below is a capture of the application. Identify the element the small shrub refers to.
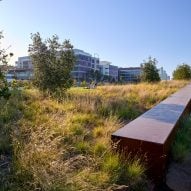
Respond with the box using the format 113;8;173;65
81;80;87;87
117;106;140;120
71;124;84;136
85;171;110;189
98;105;111;117
71;113;98;128
94;142;107;156
102;154;121;175
75;141;91;154
29;33;76;96
126;159;145;181
93;126;104;137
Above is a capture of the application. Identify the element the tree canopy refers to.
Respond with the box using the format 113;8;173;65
173;64;191;80
29;33;76;95
0;31;12;99
141;57;160;82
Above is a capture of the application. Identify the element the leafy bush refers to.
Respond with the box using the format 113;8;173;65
29;33;76;96
0;31;12;99
141;57;160;82
173;64;191;80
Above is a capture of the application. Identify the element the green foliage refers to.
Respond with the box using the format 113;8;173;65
173;63;191;80
102;154;121;174
141;57;160;82
0;82;188;190
93;126;104;137
126;159;145;181
10;80;33;89
93;142;107;156
97;99;140;120
0;31;12;99
0;89;21;154
29;32;76;95
0;81;10;99
172;116;191;162
75;141;91;154
102;154;146;188
87;69;102;82
81;80;87;87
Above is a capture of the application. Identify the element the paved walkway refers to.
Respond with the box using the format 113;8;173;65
166;153;191;191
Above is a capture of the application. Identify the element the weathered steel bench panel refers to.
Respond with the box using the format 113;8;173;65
111;84;191;181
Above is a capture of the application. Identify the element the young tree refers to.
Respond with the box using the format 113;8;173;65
87;69;102;82
141;57;160;82
173;64;191;80
0;31;12;99
29;33;76;95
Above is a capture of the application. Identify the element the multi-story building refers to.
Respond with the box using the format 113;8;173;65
6;56;34;80
158;67;169;80
12;56;33;80
13;51;100;82
15;56;33;69
72;49;99;82
98;61;118;82
7;68;33;80
118;67;142;83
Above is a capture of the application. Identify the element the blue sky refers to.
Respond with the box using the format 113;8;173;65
1;0;191;76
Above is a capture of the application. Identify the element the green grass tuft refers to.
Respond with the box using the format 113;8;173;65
172;116;191;162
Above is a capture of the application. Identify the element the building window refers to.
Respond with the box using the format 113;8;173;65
23;61;29;69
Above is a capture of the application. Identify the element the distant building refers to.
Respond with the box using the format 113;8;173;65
118;67;142;83
0;65;16;82
158;67;169;80
72;49;99;82
98;61;118;82
12;56;33;80
14;51;100;82
15;56;33;69
7;68;33;80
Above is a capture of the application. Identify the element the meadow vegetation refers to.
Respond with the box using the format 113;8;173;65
0;80;189;191
171;116;191;162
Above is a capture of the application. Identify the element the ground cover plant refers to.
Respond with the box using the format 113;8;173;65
0;80;189;191
171;115;191;162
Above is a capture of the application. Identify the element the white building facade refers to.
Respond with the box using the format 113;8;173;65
11;56;34;80
15;56;33;69
99;61;118;81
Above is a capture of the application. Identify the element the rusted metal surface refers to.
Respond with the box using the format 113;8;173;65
111;84;191;182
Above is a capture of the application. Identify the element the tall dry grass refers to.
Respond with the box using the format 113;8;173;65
0;80;189;191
